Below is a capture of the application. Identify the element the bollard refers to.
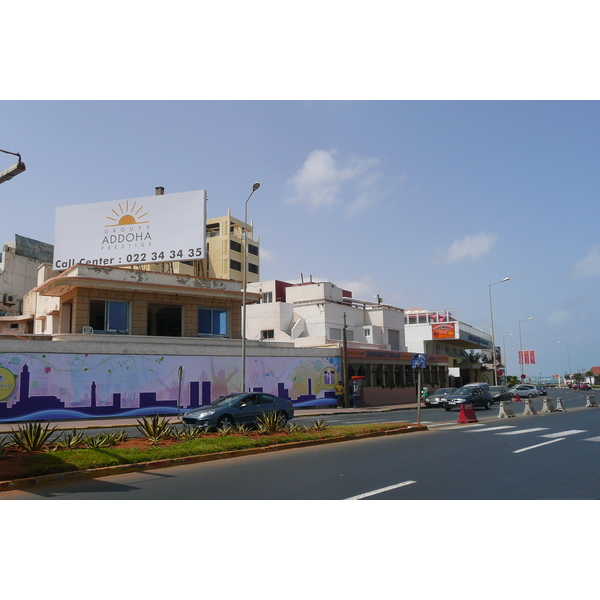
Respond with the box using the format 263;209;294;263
541;397;556;413
458;403;478;423
523;398;537;415
498;400;516;418
556;397;566;412
586;395;598;408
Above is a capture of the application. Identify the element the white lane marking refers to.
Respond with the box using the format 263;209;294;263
345;480;416;500
539;430;587;438
465;426;516;432
583;436;600;442
497;427;549;435
513;438;565;453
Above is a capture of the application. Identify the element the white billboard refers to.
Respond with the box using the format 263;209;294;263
53;190;207;271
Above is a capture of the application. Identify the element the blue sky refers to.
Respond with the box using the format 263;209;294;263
2;100;599;379
2;3;600;383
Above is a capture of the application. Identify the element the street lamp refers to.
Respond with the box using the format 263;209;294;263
502;333;513;384
518;317;533;380
241;182;260;393
489;277;510;385
558;341;572;381
0;149;26;184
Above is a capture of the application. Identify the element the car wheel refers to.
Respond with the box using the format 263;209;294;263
217;414;234;428
444;407;452;412
485;400;492;410
277;411;289;426
528;393;534;398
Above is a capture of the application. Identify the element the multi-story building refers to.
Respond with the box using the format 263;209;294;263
403;307;494;386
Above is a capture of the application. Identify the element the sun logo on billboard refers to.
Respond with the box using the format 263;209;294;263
105;201;150;227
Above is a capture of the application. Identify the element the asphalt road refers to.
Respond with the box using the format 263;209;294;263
2;388;598;500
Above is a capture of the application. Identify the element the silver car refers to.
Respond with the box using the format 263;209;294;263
425;387;457;407
182;392;295;429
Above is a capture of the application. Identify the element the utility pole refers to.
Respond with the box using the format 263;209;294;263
342;312;349;408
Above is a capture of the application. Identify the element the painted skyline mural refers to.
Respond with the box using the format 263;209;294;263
0;352;341;422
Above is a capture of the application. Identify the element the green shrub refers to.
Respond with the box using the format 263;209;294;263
136;414;173;444
10;422;58;452
309;419;328;431
56;428;86;449
255;411;285;434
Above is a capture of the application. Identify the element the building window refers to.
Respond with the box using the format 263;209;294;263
198;308;228;337
248;263;259;275
248;244;259;256
261;329;275;340
364;328;371;337
230;259;242;272
230;240;242;253
89;300;129;333
388;329;400;351
261;292;273;303
330;328;342;341
148;303;182;337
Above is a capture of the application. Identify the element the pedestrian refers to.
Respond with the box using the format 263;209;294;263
421;385;429;404
335;381;345;408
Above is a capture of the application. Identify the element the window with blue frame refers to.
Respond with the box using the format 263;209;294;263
198;308;228;337
89;300;129;333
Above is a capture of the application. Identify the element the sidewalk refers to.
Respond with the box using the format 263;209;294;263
0;403;421;433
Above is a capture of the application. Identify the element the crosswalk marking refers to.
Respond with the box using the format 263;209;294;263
466;426;516;432
583;436;600;442
497;427;549;435
540;430;587;438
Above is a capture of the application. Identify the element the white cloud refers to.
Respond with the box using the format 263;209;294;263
572;245;600;278
548;310;570;325
435;232;498;264
286;149;385;214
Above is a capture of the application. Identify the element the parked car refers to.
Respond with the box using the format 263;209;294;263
182;392;294;429
489;385;511;404
464;382;491;393
581;383;591;390
536;385;548;396
509;384;538;398
443;386;494;411
425;387;457;408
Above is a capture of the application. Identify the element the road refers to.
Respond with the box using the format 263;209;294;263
2;388;599;500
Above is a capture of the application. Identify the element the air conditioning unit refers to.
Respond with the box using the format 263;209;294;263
2;294;16;305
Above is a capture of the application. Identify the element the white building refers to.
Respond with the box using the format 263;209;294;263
246;279;406;351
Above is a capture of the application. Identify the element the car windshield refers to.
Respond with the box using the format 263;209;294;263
490;387;504;393
210;393;247;407
456;387;476;395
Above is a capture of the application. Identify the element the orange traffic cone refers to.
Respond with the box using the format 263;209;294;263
514;394;521;402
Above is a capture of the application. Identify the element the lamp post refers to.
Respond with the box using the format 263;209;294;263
489;278;510;385
518;317;533;380
558;341;572;381
0;149;26;184
502;333;513;384
241;182;260;393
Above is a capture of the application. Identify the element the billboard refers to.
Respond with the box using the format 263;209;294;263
432;323;456;339
53;190;207;270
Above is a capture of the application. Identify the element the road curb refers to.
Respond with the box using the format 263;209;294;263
0;424;427;493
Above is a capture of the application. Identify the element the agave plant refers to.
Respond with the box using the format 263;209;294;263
83;433;118;448
0;436;11;459
232;422;251;435
56;428;86;449
113;429;129;443
136;414;173;444
216;424;233;436
255;411;285;434
285;422;307;434
10;421;58;452
309;419;328;431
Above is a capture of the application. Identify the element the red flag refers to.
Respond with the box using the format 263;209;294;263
524;351;530;364
518;351;523;365
530;350;536;364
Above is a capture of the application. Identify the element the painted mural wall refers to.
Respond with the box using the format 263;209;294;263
0;352;341;422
